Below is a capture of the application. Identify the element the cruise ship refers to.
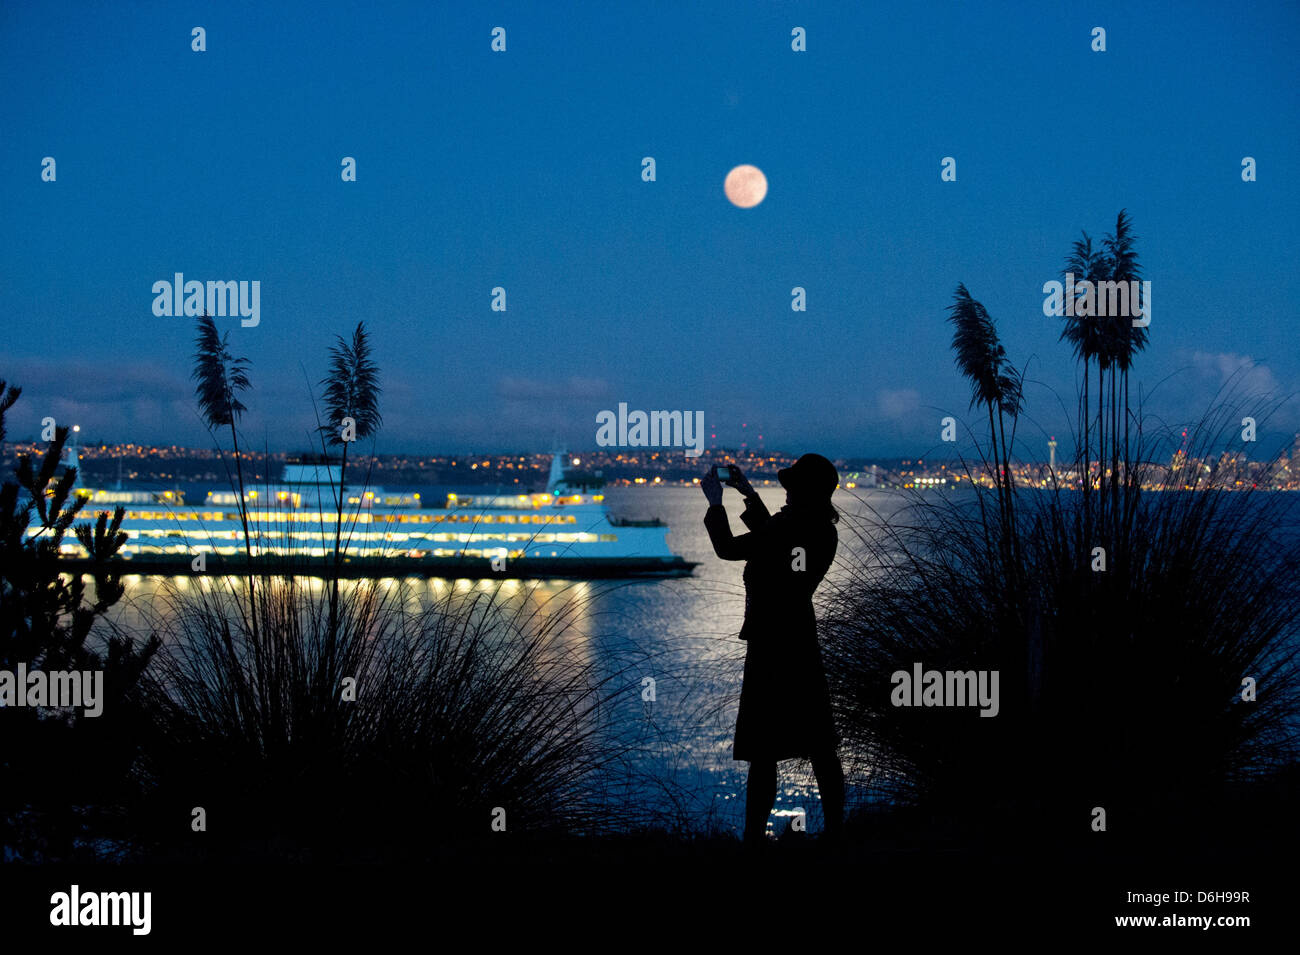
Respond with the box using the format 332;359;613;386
49;443;697;579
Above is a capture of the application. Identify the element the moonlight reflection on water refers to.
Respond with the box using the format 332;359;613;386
101;485;905;836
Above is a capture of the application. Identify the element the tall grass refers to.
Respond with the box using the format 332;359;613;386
820;399;1300;842
125;569;645;861
75;316;670;860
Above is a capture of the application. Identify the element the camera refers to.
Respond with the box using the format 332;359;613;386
715;466;732;482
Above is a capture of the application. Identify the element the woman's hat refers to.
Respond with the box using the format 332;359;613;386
778;453;839;498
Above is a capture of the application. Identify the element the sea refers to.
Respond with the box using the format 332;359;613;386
96;481;1300;836
98;482;907;836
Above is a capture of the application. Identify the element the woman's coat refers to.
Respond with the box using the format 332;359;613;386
704;494;839;761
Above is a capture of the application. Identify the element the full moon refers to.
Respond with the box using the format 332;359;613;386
724;164;768;208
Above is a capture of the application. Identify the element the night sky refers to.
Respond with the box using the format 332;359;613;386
2;0;1297;458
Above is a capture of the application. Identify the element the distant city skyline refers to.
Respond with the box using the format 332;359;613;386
5;438;1298;494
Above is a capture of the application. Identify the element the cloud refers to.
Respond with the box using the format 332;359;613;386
875;388;923;420
0;357;201;443
496;376;611;402
1149;351;1300;441
1186;351;1282;399
4;357;190;404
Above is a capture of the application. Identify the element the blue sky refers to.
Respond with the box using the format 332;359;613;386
2;0;1297;458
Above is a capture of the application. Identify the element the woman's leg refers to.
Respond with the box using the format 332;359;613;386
811;750;845;837
744;759;777;844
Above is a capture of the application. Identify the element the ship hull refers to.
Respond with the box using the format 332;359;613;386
60;554;699;580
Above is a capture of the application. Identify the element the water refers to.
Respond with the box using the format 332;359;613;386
99;483;908;836
94;482;1300;835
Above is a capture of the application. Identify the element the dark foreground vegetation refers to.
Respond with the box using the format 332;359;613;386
821;212;1300;847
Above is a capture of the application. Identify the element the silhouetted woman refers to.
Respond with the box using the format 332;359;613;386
701;454;845;844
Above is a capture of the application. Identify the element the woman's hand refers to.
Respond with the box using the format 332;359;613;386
700;467;724;507
726;464;757;498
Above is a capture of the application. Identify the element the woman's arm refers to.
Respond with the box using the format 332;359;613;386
703;504;761;561
725;465;770;530
739;494;770;531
